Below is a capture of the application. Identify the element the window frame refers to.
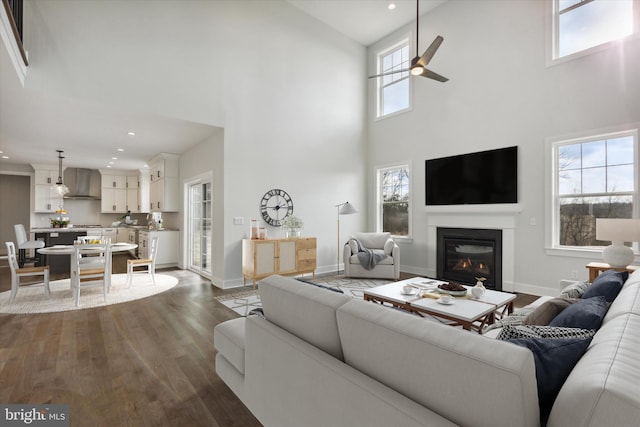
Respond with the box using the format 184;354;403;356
373;37;412;120
546;0;640;66
375;161;412;241
546;126;639;258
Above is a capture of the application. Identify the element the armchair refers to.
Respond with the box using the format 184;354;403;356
343;232;400;279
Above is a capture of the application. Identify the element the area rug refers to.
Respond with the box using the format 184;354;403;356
0;273;178;314
216;276;392;317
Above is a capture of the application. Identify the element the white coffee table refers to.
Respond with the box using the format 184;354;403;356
363;277;516;333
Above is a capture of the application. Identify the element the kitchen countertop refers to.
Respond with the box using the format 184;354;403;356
31;226;178;233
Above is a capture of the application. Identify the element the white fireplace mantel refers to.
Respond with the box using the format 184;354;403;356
426;212;518;292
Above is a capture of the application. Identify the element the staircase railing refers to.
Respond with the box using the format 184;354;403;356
2;0;28;66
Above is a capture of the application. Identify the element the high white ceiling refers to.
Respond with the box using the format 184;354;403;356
0;0;446;171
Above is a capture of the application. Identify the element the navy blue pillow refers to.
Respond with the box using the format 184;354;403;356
582;270;627;302
296;278;344;293
548;296;608;330
508;336;593;423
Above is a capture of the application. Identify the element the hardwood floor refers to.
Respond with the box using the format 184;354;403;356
0;265;261;427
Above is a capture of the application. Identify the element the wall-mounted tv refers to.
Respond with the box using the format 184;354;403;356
425;146;518;205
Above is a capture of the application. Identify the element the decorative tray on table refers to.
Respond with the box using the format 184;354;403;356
436;282;468;297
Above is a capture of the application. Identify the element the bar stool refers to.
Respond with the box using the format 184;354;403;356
14;224;45;267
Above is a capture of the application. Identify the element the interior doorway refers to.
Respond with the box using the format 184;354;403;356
0;174;30;256
187;177;212;277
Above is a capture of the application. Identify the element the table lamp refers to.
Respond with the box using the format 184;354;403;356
595;218;640;267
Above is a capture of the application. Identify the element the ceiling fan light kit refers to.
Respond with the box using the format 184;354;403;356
369;0;448;83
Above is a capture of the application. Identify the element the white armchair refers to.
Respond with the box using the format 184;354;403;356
343;232;400;279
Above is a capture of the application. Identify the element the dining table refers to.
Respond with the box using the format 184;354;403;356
38;242;138;291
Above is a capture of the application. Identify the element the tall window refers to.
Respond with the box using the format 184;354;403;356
553;0;635;60
188;179;212;276
376;39;410;118
552;130;637;248
377;164;411;238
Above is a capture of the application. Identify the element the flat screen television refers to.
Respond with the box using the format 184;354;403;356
425;146;518;205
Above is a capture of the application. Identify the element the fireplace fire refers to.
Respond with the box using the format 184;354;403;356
436;227;502;290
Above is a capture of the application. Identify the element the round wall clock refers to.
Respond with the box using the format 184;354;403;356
260;189;294;227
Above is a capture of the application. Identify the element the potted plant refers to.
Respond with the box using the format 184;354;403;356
282;215;304;238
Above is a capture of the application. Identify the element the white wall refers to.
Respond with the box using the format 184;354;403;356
368;0;640;295
22;1;367;287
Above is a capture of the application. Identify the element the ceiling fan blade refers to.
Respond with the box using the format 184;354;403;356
368;68;410;79
419;68;449;82
416;35;444;68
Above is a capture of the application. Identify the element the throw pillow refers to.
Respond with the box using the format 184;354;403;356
548;296;608;330
296;278;344;293
523;298;580;326
497;325;596;341
581;270;627;303
559;280;591;299
508;336;593;423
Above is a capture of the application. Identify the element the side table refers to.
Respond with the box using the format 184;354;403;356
585;262;639;282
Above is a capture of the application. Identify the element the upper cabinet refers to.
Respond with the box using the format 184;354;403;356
148;153;179;212
32;165;64;212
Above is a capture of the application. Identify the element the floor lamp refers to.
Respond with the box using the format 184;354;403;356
336;201;358;274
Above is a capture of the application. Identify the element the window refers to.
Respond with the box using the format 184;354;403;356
552;0;635;60
377;163;411;238
188;178;212;277
551;129;637;249
375;39;410;118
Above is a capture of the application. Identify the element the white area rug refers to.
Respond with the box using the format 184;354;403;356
216;276;392;317
0;273;178;314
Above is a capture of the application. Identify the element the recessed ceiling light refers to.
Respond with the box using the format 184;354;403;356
127;132;135;136
112;157;118;160
388;2;396;10
108;161;114;165
117;148;124;152
106;165;112;168
1;155;8;159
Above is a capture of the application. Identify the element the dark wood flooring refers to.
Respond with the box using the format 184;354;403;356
0;264;261;427
0;264;537;426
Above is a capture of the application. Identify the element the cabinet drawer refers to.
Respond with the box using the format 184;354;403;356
297;248;316;261
296;238;316;250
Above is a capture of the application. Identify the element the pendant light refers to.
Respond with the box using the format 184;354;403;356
55;150;69;196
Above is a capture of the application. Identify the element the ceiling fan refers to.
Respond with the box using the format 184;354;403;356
369;0;448;83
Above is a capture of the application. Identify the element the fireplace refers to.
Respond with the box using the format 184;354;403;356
436;227;502;290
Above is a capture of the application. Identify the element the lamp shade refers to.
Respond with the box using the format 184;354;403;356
338;202;358;215
596;219;640;244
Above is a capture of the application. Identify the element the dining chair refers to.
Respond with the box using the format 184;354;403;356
72;241;111;306
76;236;110;265
14;224;45;267
126;236;159;288
5;241;50;303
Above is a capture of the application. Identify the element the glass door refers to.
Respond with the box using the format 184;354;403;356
188;180;212;276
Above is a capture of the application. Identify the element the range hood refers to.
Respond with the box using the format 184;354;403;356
63;168;101;200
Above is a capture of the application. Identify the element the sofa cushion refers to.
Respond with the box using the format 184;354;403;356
548;296;608;330
337;299;540;427
508;336;593;423
353;232;391;249
559;280;591;299
582;270;627;302
497;325;596;341
259;275;351;360
214;317;246;374
523;298;579;326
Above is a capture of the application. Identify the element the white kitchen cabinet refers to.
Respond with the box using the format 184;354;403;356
32;165;64;212
116;228;129;243
138;230;179;267
101;174;127;189
101;188;127;213
138;170;150;213
125;174;140;212
148;153;179;212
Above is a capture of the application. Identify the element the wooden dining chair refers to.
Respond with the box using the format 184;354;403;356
5;241;50;303
126;236;159;288
72;241;111;306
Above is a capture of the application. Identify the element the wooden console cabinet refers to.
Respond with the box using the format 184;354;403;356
242;237;316;286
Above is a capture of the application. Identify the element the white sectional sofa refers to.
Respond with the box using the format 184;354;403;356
214;273;640;427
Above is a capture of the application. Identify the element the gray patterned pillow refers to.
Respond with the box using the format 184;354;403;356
559;280;591;299
497;325;596;341
482;306;535;333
